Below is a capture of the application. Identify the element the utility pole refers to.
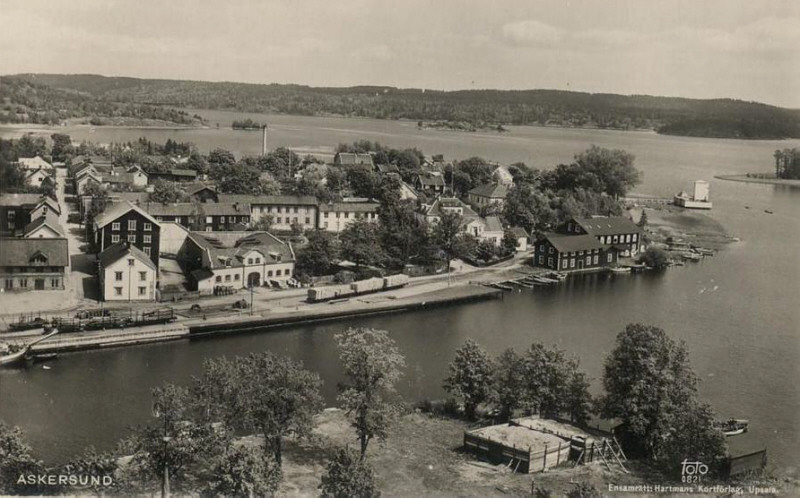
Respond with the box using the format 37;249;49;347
152;402;170;498
262;125;268;156
250;283;254;316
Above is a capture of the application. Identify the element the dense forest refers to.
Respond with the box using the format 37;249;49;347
6;74;800;139
0;76;204;126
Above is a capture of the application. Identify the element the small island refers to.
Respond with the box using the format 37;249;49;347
717;148;800;187
232;118;265;130
417;120;508;133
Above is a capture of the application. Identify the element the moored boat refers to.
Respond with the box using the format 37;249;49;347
714;418;749;436
608;266;632;274
681;252;702;262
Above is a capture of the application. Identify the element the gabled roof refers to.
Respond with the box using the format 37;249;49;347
336;152;374;166
98;241;156;270
217;194;319;206
145;202;250;217
573;216;641;236
24;211;64;237
186;230;294;270
0;237;68;267
187;183;217;196
509;226;528;238
424;197;478;219
34;196;61;215
25;167;49;180
416;173;446;187
483;216;504;233
94;201;160;229
542;233;605;253
319;201;379;213
375;164;399;174
18;156;53;171
0;193;42;207
469;183;508;199
170;168;197;178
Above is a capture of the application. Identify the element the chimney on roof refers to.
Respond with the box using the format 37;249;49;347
234;202;239;212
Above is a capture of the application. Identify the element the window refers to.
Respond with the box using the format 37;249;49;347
305;217;310;225
144;223;152;231
323;222;328;229
143;235;151;244
138;286;146;296
267;270;273;277
548;246;553;254
323;212;329;218
139;271;147;281
593;255;599;264
225;275;231;282
115;271;123;281
267;207;273;213
562;260;568;269
206;216;213;224
229;216;235;223
336;213;340;219
607;253;613;263
112;222;120;231
547;257;553;267
632;234;638;242
128;235;136;243
612;235;618;243
344;213;350;219
7;211;14;219
277;207;283;213
247;258;253;264
538;255;544;264
111;235;120;243
205;227;212;232
586;256;591;266
255;258;261;264
215;276;222;283
293;217;298;223
143;247;151;257
114;287;122;296
234;274;240;280
276;269;282;276
4;279;12;290
286;269;291;276
293;207;298;213
128;220;136;230
277;217;282;224
570;258;576;268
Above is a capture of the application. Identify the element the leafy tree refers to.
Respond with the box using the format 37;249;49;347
335;328;406;459
62;447;123;494
184;152;209;175
211;162;266;195
346;165;380;198
454;157;493;193
432;211;473;274
297;229;339;276
50;133;73;162
0;421;46;495
377;177;428;268
502;230;519;254
208;148;236;167
491;349;525;420
205;444;282;497
149;180;190;204
326;167;347;194
15;134;48;158
547;146;641;197
502;184;557;235
193;352;323;468
340;218;383;268
658;400;727;476
126;384;227;492
637;210;648;227
443;340;494;420
639;247;669;269
599;323;708;461
319;447;380;498
251;214;274;232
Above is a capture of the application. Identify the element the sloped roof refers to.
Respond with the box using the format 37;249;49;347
509;226;528;238
319;201;379;213
217;194;318;206
417;173;446;187
424;197;478;219
542;233;605;253
483;216;504;233
469;183;508;199
98;241;156;270
187;230;294;270
24;211;64;237
0;237;68;267
0;193;46;207
146;202;250;217
35;196;61;215
376;164;399;174
336;152;374;166
573;216;641;236
170;168;197;178
19;156;53;170
94;201;160;229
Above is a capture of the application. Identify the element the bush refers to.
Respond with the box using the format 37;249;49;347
319;448;380;498
205;444;281;497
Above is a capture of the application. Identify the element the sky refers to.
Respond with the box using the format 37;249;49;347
2;0;799;108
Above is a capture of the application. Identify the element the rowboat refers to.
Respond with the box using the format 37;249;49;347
608;266;631;274
681;252;702;262
714;418;749;436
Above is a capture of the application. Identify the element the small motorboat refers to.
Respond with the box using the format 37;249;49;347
693;248;714;256
681;252;702;262
764;210;774;214
543;271;567;281
608;266;632;274
714;418;749;436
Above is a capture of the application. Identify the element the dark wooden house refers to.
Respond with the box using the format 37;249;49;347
93;201;161;268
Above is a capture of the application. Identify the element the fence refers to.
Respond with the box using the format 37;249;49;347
726;449;767;477
463;432;572;474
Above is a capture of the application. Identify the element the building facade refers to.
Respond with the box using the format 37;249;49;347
98;241;157;302
318;201;380;232
534;233;616;272
0;238;68;291
564;216;644;257
93;202;161;267
218;195;318;232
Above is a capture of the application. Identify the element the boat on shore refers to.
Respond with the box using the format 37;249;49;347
543;271;567;281
714;418;749;436
608;266;632;274
0;329;60;368
681;252;702;262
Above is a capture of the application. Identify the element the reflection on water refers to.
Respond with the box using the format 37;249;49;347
0;115;798;477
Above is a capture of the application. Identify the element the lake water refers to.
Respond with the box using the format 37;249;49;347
1;112;799;476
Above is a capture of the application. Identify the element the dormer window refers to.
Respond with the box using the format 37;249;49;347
30;253;48;264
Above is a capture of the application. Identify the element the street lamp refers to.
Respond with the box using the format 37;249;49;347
151;402;171;498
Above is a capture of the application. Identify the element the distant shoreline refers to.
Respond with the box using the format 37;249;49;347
716;174;800;187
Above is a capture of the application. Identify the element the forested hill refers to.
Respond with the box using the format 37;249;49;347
9;73;800;139
0;76;204;126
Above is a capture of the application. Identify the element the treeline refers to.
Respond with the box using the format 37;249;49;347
11;73;800;138
774;148;800;179
0;76;204;126
232;118;264;129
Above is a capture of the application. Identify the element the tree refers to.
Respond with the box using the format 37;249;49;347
340;218;383;268
62;447;123;494
205;444;282;497
432;211;468;277
319;447;380;498
639;247;669;269
297;229;340;276
492;349;525;420
193;352;323;468
0;421;46;495
50;133;73;162
345;165;380;198
548;146;641;197
377;178;428;267
443;340;494;420
149;180;189;204
502;184;557;235
185;152;209;175
251;214;274;232
599;323;707;461
658;400;727;476
637;210;648;227
335;328;406;459
208;148;236;167
501;230;519;254
212;162;265;195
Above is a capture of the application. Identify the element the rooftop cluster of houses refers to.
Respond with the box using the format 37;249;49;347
0;191;68;293
18;156;56;188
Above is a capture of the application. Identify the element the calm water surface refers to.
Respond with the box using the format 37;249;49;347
1;113;798;476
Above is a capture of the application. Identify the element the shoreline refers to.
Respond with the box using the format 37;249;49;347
716;174;800;188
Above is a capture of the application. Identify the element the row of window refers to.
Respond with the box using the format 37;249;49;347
111;234;152;245
275;217;311;225
113;286;148;296
114;271;148;282
4;278;60;289
322;211;377;220
601;233;637;244
267;206;305;214
213;268;292;283
538;254;612;268
111;221;153;231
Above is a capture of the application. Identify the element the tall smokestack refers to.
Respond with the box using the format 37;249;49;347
262;125;268;156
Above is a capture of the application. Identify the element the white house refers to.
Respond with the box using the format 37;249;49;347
19;156;54;172
24;212;64;238
318;201;380;232
24;168;50;187
98;241;157;302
